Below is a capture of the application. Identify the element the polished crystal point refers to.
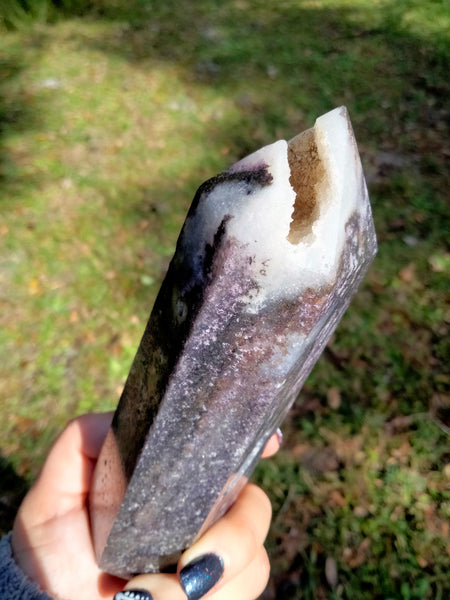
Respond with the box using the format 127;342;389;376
89;106;377;577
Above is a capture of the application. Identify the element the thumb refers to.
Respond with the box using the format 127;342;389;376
20;413;112;524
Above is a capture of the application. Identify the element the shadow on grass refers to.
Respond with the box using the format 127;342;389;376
0;31;56;205
53;1;450;244
0;455;29;535
0;55;35;200
53;2;449;132
2;1;448;234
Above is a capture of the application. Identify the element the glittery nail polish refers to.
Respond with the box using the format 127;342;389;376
180;553;224;600
275;427;283;445
113;590;154;600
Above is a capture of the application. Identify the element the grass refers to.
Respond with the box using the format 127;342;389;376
0;1;449;598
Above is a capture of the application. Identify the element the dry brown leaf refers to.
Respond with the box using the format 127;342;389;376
327;387;341;409
384;414;414;435
17;459;32;477
333;437;363;465
84;331;95;344
301;446;340;473
1;442;20;456
343;538;371;568
443;464;450;481
291;443;310;458
417;556;428;568
329;490;347;507
398;263;416;283
391;440;412;463
325;556;338;588
9;415;36;434
29;278;41;296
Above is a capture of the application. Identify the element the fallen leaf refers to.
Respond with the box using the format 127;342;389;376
443;464;450;481
391;441;412;463
291;443;310;458
390;505;404;521
384;414;414;435
29;278;41;295
1;442;20;456
417;556;428;568
9;415;36;434
301;446;340;473
398;263;416;283
84;331;95;344
343;538;371;568
17;459;32;477
327;387;341;409
333;437;363;465
329;490;347;507
325;556;338;588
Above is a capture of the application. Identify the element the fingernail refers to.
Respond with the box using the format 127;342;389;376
114;590;154;600
276;427;283;445
180;553;224;600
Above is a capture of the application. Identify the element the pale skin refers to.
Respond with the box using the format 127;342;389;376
12;413;280;600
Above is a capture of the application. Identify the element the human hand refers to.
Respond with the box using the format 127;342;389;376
12;413;280;600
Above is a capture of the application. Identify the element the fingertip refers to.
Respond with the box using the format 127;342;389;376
261;428;282;458
179;553;224;600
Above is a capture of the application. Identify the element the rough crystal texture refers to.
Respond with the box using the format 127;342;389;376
89;106;377;577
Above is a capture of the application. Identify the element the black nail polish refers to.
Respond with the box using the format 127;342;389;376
180;553;224;600
113;590;154;600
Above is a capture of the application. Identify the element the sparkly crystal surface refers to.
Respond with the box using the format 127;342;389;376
89;107;377;577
